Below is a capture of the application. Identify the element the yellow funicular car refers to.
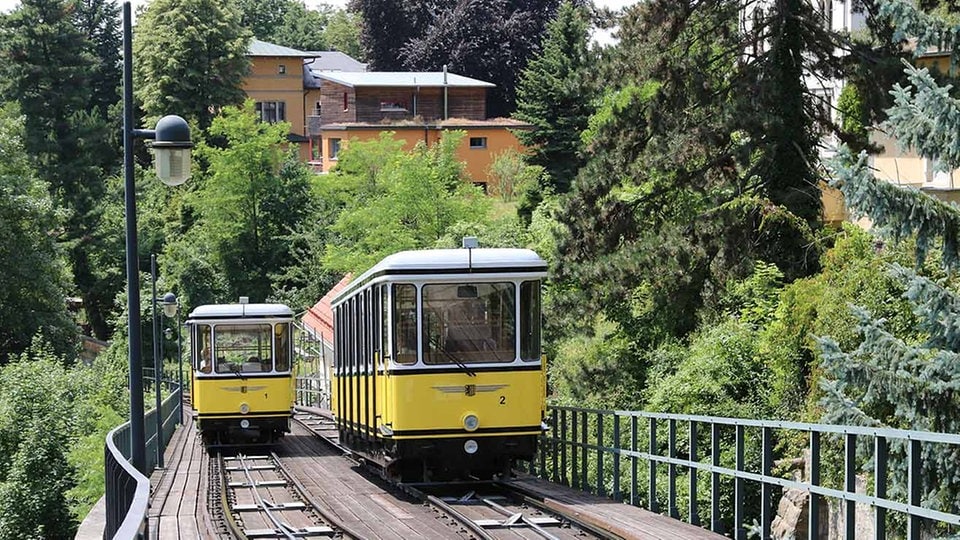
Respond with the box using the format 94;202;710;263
187;299;295;445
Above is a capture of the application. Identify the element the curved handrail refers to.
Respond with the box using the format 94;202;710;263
104;421;150;539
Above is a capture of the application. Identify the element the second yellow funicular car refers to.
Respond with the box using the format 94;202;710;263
187;299;295;445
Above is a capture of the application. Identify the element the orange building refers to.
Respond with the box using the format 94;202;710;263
245;39;315;162
244;40;532;187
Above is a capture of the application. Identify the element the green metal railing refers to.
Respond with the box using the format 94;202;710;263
527;406;960;540
104;380;182;539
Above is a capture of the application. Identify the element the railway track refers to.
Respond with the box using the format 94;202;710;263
214;451;361;539
293;408;621;539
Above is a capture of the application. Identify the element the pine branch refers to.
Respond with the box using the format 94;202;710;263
880;0;960;58
827;146;960;269
884;61;960;171
891;264;960;350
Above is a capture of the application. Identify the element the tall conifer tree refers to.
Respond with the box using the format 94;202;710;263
513;1;595;195
0;0;120;340
822;0;960;525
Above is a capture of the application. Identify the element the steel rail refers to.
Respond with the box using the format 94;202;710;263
235;455;297;540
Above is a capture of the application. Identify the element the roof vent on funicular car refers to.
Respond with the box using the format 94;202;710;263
462;236;479;272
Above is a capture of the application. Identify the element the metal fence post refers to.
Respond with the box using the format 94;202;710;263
572;410;579;490
669;418;678;518
560;409;568;486
690;421;699;526
631;415;638;507
844;433;857;539
551;412;559;484
761;426;773;539
596;413;604;496
649;417;658;513
875;435;887;540
809;431;820;540
735;424;745;540
908;439;921;540
712;422;722;534
580;410;588;491
613;414;621;501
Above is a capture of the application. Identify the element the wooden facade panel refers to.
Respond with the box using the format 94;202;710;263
320;82;358;124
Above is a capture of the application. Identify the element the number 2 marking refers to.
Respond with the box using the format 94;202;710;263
499;395;506;405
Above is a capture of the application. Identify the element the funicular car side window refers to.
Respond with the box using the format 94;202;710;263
392;284;417;365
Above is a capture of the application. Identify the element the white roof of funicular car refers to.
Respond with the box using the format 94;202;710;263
333;247;548;305
187;303;293;321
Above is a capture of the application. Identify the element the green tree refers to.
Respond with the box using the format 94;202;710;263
323;9;364;60
322;131;491;275
75;0;122;119
270;2;330;51
486;147;544;203
235;0;291;40
821;0;960;526
133;0;251;129
0;344;78;538
0;105;76;363
168;102;313;304
0;0;120;341
550;0;839;408
513;0;596;195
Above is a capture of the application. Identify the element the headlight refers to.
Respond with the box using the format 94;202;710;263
464;439;478;454
239;403;250;414
463;414;479;432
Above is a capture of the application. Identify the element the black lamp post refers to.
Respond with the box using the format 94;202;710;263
161;293;182;424
122;0;192;474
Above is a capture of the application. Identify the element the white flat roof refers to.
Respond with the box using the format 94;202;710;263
314;71;495;88
187;303;293;320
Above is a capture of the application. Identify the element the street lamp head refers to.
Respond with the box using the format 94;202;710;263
164;327;173;340
161;292;178;318
151;115;193;186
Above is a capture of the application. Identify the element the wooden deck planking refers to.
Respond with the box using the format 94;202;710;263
506;475;725;540
148;405;208;540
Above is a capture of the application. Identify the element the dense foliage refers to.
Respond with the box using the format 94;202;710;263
0;0;122;341
0;106;76;362
821;0;960;526
133;0;250;129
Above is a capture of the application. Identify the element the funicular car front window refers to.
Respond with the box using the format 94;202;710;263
422;282;516;364
214;324;273;374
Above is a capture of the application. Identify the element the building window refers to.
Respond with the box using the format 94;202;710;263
255;101;286;123
312;101;321;116
469;137;487;149
380;100;407;112
330;138;342;160
278;64;286;74
343;92;349;111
